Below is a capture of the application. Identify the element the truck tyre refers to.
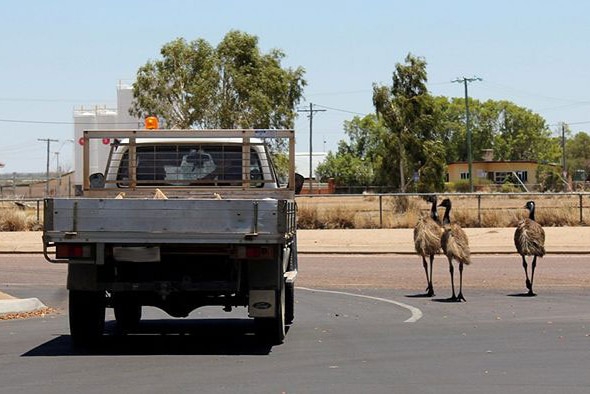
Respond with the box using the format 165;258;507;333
255;282;286;345
69;290;105;348
114;300;142;332
285;281;295;325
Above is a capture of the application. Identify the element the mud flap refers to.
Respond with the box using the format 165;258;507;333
248;289;276;317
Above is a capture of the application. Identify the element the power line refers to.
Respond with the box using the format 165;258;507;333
0;118;138;125
481;80;589;104
306;89;369;97
0;97;111;103
312;103;368;116
547;120;590;128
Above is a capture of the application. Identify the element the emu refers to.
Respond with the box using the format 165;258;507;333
413;195;443;297
439;198;471;302
514;200;545;296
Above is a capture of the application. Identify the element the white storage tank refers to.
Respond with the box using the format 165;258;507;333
72;84;141;193
73;106;116;191
116;84;139;129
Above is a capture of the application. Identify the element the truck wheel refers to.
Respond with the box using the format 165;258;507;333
255;284;286;345
285;282;295;325
114;301;142;332
69;290;105;348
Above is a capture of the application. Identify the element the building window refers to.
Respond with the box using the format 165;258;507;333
494;172;509;183
515;171;528;182
460;172;470;180
493;171;528;184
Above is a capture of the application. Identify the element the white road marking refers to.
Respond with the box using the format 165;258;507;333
297;287;423;323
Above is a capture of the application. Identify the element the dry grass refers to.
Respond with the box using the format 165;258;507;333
0;209;41;231
297;205;357;229
296;194;590;229
0;194;585;231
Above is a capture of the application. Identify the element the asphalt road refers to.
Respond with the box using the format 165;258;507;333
1;254;590;394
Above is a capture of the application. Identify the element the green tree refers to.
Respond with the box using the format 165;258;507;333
315;115;383;188
417;140;446;193
373;53;439;192
435;97;561;164
130;31;306;130
566;131;590;180
315;150;373;189
492;101;557;162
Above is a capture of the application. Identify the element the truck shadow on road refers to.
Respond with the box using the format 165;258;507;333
22;319;284;357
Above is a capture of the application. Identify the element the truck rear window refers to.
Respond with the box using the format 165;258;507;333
114;144;265;187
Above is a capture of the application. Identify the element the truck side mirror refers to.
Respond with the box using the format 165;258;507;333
89;173;105;189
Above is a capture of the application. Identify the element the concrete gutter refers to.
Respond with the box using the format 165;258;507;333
0;291;46;315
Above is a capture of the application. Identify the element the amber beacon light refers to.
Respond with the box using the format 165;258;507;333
145;116;159;130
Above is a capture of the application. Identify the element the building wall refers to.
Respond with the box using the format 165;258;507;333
447;161;538;186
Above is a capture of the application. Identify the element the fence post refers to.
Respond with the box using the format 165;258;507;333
477;194;482;227
379;195;383;228
580;194;583;224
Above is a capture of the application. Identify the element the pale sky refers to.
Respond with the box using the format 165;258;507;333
1;0;589;173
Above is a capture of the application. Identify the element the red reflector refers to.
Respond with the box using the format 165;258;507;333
245;246;271;259
56;244;90;259
246;246;261;258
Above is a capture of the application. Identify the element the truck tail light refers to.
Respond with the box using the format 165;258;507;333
56;244;93;259
245;246;272;259
232;246;275;260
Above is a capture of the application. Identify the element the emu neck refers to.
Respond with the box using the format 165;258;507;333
442;205;451;226
430;199;439;222
528;206;536;221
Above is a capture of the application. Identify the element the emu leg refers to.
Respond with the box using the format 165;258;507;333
427;255;435;296
457;261;466;302
521;255;532;291
528;256;538;296
448;258;457;301
422;256;431;294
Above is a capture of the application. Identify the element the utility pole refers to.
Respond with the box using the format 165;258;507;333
297;103;326;193
55;152;60;174
453;76;481;192
38;138;58;196
562;122;568;192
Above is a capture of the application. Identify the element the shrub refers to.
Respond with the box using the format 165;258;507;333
0;210;29;231
297;205;323;229
452;180;471;193
500;183;520;193
324;207;356;229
